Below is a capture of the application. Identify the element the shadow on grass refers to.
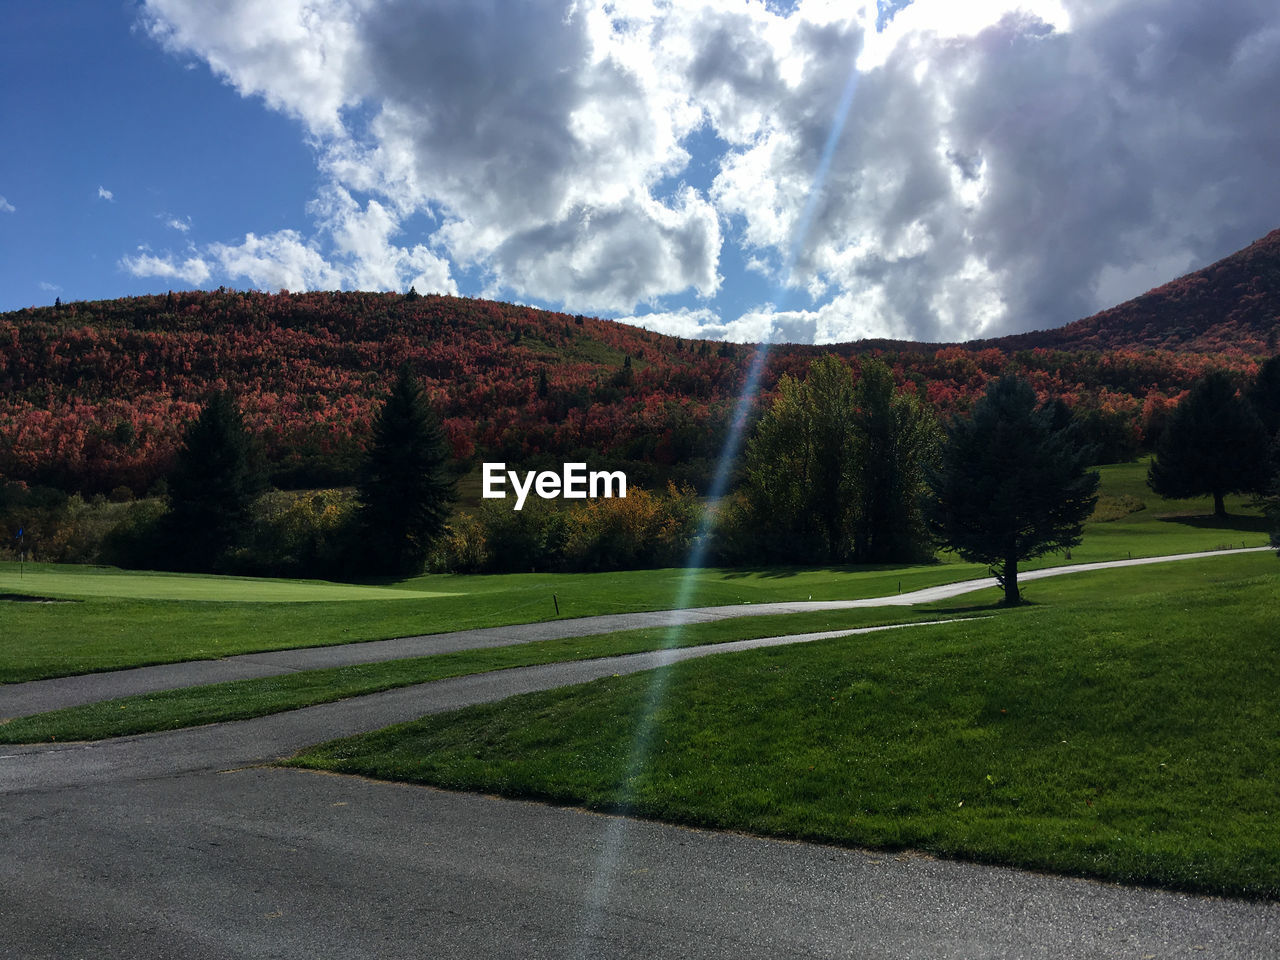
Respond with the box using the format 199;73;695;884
1154;513;1270;533
922;600;1034;616
719;560;943;581
0;593;81;604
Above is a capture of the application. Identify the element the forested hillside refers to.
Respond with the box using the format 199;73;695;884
0;277;1269;495
987;229;1280;353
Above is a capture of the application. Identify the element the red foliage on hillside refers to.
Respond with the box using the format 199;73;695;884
0;286;1263;494
986;229;1280;353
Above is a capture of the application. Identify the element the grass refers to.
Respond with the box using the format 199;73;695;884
0;456;1268;682
0;565;455;602
0;605;974;741
0;561;988;682
290;552;1280;899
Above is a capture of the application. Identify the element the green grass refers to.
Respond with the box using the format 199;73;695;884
1;456;1268;682
0;561;988;682
290;552;1280;899
0;605;974;741
0;565;455;602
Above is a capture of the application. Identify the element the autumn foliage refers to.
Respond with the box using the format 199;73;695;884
0;266;1271;497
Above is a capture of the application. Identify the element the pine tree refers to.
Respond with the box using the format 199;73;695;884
925;375;1099;605
1246;355;1280;438
356;367;456;576
166;391;266;570
1148;371;1270;517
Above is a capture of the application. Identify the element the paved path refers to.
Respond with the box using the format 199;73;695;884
2;546;1269;718
3;766;1276;960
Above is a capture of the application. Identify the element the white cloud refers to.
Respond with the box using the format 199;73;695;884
126;196;458;296
164;215;191;232
120;251;211;285
38;281;61;293
0;196;14;213
138;0;1280;341
616;307;726;340
97;186;114;201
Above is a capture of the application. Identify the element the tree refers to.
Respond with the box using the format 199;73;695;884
925;375;1099;605
1246;355;1280;438
1147;371;1269;517
850;358;940;563
738;355;937;565
166;391;266;570
356;367;456;576
740;356;857;563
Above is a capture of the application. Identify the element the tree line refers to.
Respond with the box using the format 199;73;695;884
6;354;1277;594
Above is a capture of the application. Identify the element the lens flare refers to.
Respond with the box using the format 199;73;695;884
573;51;862;954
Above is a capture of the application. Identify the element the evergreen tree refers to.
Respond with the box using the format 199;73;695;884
356;367;456;576
1148;371;1269;517
166;391;266;570
1246;355;1280;438
925;375;1099;605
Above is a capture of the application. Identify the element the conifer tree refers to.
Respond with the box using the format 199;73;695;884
1246;355;1280;438
166;391;266;570
356;367;456;576
1148;371;1269;517
925;375;1099;605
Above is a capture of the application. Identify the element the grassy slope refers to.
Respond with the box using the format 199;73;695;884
0;562;983;683
0;605;970;740
292;551;1280;899
0;458;1267;682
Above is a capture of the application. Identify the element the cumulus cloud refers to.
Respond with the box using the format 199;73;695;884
163;215;191;233
0;196;14;213
121;251;211;285
126;194;457;296
138;0;1280;342
97;186;114;202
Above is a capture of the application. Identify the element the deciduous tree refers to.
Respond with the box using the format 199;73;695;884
740;356;857;563
851;358;940;563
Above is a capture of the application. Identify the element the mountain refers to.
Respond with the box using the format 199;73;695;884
4;228;1275;495
983;229;1280;353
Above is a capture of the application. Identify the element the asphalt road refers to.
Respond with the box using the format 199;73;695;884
3;546;1270;718
2;546;1277;957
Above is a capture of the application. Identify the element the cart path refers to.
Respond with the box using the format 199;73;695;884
0;618;975;791
2;764;1275;960
2;546;1269;719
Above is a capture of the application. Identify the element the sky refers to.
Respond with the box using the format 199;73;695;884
2;0;1279;345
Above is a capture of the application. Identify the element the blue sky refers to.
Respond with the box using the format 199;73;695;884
0;2;316;305
4;1;1280;344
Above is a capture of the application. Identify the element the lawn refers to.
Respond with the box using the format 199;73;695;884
0;561;989;682
0;565;455;602
291;551;1280;899
0;604;977;740
0;456;1268;682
